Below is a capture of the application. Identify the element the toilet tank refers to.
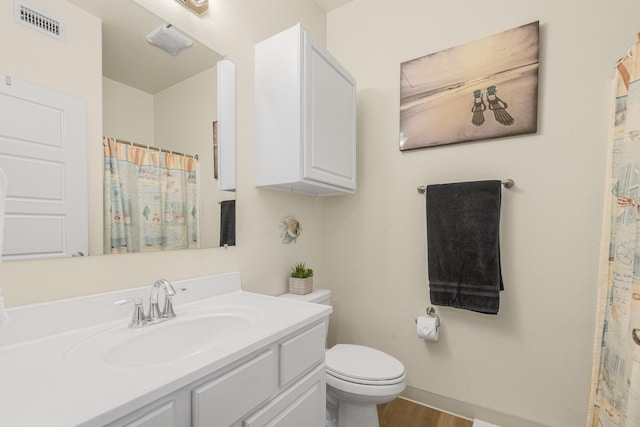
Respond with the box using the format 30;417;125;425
279;288;332;306
279;288;332;344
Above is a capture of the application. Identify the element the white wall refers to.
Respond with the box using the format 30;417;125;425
324;0;640;426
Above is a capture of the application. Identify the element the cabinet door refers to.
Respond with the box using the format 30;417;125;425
243;365;325;427
217;59;236;191
193;350;277;427
279;323;325;387
302;31;356;191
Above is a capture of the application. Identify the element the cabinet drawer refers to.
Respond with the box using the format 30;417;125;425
193;350;276;427
105;393;189;427
244;364;325;427
279;323;325;387
120;401;177;427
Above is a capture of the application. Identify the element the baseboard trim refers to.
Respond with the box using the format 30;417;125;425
398;396;473;421
402;386;547;427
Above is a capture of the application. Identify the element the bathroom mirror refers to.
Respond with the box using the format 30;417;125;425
70;0;235;254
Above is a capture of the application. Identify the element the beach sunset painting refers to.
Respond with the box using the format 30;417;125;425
399;21;539;150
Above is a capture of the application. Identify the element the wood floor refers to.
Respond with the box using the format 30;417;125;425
378;398;473;427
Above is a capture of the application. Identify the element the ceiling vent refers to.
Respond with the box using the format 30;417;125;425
14;0;64;41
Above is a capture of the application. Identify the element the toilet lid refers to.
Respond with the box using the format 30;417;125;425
325;344;405;383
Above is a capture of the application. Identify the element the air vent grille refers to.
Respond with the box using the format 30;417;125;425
14;0;64;41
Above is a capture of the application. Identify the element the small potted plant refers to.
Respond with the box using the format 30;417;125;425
289;262;314;295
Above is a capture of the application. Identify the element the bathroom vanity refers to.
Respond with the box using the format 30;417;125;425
0;272;331;426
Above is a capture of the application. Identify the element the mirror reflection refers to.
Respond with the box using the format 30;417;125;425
71;0;235;254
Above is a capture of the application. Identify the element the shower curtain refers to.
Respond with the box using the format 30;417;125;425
103;137;198;254
589;35;640;427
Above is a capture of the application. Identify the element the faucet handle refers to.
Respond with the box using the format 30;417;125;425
115;298;147;328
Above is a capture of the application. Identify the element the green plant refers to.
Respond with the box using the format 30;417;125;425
291;262;313;279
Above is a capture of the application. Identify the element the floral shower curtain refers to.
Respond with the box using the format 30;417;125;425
590;35;640;427
103;137;198;254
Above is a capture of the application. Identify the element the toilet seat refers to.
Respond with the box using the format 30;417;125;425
326;370;407;401
325;344;405;386
327;369;405;386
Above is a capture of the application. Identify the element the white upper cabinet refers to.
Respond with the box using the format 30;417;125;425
217;59;236;192
254;23;356;195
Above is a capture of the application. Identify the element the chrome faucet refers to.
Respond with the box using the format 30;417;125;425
147;278;177;322
115;279;177;328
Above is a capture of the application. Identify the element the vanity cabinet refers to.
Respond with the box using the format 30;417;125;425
106;321;326;427
254;23;357;195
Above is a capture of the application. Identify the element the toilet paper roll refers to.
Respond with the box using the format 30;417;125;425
416;315;439;341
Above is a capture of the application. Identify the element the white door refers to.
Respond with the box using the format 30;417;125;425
0;75;87;260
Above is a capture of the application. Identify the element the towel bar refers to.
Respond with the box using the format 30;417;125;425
416;179;514;194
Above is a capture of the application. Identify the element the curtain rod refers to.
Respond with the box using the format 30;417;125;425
416;179;514;194
107;137;199;160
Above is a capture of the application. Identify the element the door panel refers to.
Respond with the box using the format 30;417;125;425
0;75;87;259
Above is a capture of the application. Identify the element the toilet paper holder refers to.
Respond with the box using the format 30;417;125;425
415;307;440;326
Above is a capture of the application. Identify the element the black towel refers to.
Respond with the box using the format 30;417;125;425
219;200;236;246
426;180;503;314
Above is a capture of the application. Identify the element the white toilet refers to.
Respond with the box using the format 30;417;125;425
280;288;406;427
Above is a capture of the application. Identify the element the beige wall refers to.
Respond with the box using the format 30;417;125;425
324;0;640;426
103;78;154;146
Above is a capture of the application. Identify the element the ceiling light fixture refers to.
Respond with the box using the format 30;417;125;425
175;0;209;16
146;24;193;55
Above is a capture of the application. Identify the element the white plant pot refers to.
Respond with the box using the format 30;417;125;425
289;277;313;295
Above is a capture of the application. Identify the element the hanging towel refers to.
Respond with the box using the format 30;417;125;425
219;200;236;246
0;169;8;325
426;180;503;314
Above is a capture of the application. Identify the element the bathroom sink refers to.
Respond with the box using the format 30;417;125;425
105;314;251;367
64;307;259;368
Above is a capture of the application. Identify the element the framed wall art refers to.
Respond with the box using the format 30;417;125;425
399;21;539;150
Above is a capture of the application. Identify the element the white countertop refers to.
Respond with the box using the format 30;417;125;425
0;272;331;426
